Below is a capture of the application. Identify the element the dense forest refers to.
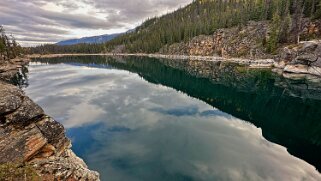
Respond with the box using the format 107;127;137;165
0;26;22;60
28;0;321;55
26;43;105;54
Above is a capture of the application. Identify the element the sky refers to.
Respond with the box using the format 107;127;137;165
0;0;192;46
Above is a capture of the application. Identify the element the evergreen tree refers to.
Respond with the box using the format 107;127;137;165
0;26;22;60
0;27;5;60
267;12;281;53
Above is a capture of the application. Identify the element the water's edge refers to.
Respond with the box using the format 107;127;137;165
27;42;321;78
30;55;321;175
0;58;100;180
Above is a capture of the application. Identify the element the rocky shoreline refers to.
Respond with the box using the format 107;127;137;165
6;39;319;179
274;40;321;77
29;40;321;77
0;58;99;180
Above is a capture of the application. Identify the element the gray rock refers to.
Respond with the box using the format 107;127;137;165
284;64;309;74
308;66;321;76
281;41;321;76
299;41;318;54
30;149;100;180
312;57;321;67
0;82;24;116
280;47;297;62
315;44;321;57
36;117;71;156
5;96;44;127
295;54;318;65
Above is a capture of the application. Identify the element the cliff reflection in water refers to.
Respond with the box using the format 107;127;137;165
29;56;321;179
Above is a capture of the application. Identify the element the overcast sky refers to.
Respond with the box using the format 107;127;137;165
0;0;192;46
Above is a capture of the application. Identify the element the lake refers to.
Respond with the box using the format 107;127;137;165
24;56;321;181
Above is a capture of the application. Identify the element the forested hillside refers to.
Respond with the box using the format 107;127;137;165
0;26;22;60
27;43;105;54
29;0;321;55
106;0;321;53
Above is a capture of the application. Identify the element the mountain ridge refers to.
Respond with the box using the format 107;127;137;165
56;33;122;45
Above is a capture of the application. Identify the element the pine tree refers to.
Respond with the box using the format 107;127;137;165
0;27;5;60
267;11;281;53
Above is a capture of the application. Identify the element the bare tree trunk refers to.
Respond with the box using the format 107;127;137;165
292;0;305;44
311;0;316;16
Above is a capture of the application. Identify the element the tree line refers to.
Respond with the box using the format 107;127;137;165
28;0;321;55
0;26;22;61
26;43;105;54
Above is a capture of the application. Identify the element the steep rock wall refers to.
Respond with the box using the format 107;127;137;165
159;19;321;59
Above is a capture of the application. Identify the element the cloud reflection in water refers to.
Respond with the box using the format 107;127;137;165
25;62;321;181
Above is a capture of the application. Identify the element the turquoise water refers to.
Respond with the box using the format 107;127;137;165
25;56;321;181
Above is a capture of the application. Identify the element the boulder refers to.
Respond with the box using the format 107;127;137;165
284;64;309;74
5;96;44;127
280;40;321;76
274;60;286;69
312;57;321;67
0;82;24;116
30;149;100;180
299;41;319;54
315;44;321;57
279;47;297;62
294;54;318;65
308;66;321;77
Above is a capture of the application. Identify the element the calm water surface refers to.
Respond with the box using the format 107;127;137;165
24;56;321;181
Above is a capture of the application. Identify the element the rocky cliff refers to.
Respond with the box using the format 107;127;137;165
275;40;321;77
158;19;321;77
0;59;99;180
159;19;321;58
159;21;270;59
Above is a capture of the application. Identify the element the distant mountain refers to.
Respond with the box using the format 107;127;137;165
56;33;122;46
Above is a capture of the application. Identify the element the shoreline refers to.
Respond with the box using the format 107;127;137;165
0;58;100;180
28;53;275;67
28;53;321;77
28;52;273;61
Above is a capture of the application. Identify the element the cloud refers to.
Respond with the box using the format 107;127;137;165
0;0;192;46
25;57;321;180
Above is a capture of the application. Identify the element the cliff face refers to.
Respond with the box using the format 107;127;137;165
160;21;270;59
159;19;321;59
0;59;99;180
158;19;321;77
274;40;321;77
